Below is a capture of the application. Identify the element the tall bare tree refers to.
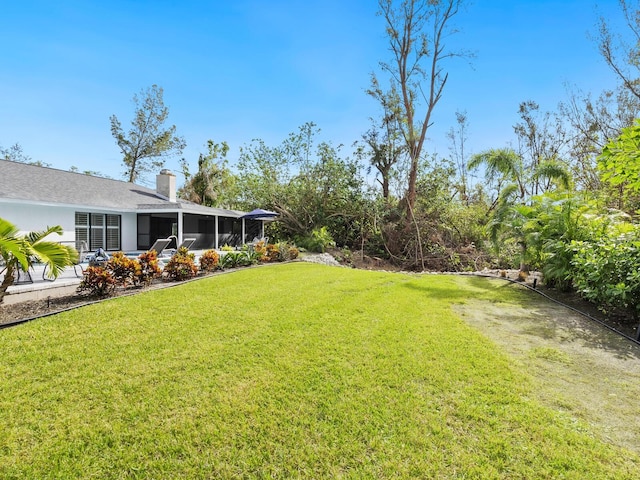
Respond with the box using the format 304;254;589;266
446;110;470;203
369;0;468;212
558;85;640;191
597;0;640;100
110;85;186;183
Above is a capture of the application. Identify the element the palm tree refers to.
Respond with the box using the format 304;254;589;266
0;218;78;304
469;148;572;271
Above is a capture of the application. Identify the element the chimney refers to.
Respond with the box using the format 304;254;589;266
156;169;176;202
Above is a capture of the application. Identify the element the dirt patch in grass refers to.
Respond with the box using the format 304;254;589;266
454;280;640;454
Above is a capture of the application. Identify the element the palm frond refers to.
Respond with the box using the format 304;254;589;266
24;225;64;245
0;218;28;271
31;242;77;279
468;148;521;179
533;160;572;190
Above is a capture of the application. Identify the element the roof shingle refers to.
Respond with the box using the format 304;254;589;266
0;160;243;217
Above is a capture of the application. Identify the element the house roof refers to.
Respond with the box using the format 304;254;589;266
0;160;245;218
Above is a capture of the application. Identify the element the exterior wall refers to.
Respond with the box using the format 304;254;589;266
0;202;76;243
0;201;138;252
120;213;138;251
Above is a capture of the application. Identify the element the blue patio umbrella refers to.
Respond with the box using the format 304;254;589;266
240;208;279;221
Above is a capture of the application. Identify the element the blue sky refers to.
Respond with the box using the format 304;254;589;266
0;0;626;186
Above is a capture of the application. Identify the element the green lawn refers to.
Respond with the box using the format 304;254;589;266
0;263;638;479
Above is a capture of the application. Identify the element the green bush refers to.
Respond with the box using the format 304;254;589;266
220;251;260;269
220;252;241;269
243;250;261;265
571;233;640;316
164;247;198;281
295;227;335;253
541;240;575;291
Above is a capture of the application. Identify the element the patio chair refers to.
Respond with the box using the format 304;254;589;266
73;240;89;277
43;240;89;280
14;262;34;284
0;256;33;285
251;236;268;246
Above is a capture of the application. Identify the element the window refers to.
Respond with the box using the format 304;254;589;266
75;212;89;251
106;215;120;250
76;212;121;251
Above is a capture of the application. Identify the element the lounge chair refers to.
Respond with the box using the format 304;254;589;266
177;238;196;250
148;238;172;257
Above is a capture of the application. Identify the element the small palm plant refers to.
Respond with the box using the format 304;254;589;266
0;217;78;304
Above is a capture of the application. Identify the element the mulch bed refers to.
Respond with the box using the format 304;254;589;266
0;271;224;328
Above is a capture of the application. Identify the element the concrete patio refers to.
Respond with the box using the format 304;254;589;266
2;249;216;305
3;264;85;305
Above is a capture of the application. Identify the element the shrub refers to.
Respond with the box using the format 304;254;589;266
295;227;335;253
541;240;575;291
199;249;220;272
106;251;138;287
275;242;299;261
253;241;298;262
242;250;261;266
265;243;280;262
221;244;234;252
571;235;640;316
137;250;162;286
164;247;198;281
287;245;299;260
77;266;116;297
254;240;268;261
220;251;259;269
220;251;241;269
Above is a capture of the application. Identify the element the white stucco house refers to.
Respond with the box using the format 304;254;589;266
0;159;266;253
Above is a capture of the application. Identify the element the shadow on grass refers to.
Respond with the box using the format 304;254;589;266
399;273;640;360
400;274;525;304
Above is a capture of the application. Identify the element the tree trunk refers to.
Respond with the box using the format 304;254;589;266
0;263;16;305
406;156;419;211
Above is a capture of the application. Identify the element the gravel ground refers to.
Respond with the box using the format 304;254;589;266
299;252;343;267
